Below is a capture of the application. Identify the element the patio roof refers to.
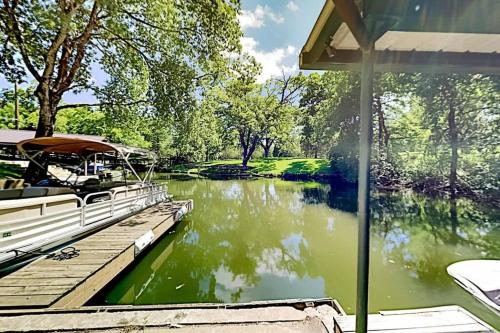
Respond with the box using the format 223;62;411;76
300;0;500;73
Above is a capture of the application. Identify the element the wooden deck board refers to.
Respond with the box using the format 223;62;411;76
334;306;496;333
0;200;193;309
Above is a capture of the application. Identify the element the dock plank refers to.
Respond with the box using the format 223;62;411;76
0;277;83;287
0;200;193;309
0;286;70;296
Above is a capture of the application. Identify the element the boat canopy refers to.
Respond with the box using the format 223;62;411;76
17;137;156;183
17;137;154;159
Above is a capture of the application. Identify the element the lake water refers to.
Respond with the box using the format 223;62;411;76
99;177;500;328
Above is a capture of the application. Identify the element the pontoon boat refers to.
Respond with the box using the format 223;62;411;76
0;137;172;271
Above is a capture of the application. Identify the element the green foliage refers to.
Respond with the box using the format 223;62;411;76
299;71;499;201
0;86;38;129
55;107;105;135
1;0;242;140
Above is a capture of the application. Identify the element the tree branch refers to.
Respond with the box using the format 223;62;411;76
40;1;80;85
1;0;41;81
100;25;154;68
56;99;149;111
58;1;99;93
121;9;197;35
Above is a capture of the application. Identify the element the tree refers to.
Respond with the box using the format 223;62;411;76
1;0;241;180
215;56;261;167
0;86;38;129
298;73;327;158
0;0;241;136
415;74;499;199
260;73;305;158
55;107;105;135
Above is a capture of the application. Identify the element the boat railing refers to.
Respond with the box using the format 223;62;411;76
83;191;113;226
0;184;168;255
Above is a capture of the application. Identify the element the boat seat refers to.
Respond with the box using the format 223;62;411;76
0;187;75;200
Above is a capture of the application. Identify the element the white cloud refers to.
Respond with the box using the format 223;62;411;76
241;37;298;83
287;1;299;12
238;5;284;29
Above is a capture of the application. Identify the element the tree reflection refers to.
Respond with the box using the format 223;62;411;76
100;178;499;328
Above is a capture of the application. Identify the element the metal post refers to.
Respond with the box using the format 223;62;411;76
355;45;374;333
94;154;97;175
14;80;20;130
84;158;88;176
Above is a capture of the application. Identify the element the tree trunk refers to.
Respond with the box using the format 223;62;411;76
374;95;389;156
263;145;270;158
35;100;57;137
447;95;458;201
241;133;259;167
261;138;273;159
242;154;250;167
23;88;60;183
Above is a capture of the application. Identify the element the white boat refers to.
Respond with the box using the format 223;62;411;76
447;260;500;314
0;137;173;271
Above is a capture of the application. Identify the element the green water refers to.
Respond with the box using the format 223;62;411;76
101;177;500;328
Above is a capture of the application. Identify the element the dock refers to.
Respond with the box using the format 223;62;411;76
0;299;496;332
0;200;193;309
0;298;338;332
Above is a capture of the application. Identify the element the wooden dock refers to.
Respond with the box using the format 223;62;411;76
0;299;496;333
0;298;338;332
334;305;497;333
0;200;193;309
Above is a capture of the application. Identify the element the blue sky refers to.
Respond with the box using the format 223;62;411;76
0;0;324;103
238;0;324;82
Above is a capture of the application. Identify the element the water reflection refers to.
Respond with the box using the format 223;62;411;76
101;178;500;328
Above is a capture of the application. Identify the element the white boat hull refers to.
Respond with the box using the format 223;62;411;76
447;260;500;314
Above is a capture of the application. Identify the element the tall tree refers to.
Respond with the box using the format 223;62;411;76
260;73;305;158
0;0;241;137
415;74;499;198
1;0;240;181
216;56;262;167
299;73;328;158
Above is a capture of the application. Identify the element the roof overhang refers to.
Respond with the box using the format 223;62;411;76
300;0;500;73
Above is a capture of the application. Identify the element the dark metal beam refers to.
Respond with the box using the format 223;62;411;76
301;49;500;74
300;15;343;68
355;45;375;333
332;0;370;49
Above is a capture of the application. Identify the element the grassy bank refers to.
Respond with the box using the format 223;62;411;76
170;158;333;178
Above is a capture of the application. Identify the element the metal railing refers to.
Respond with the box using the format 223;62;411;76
0;184;168;263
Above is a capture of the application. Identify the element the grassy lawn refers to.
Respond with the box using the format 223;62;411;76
171;158;332;177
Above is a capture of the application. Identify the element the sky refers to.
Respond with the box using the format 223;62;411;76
0;0;325;104
237;0;324;83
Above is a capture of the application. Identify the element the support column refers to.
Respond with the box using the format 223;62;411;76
14;80;20;130
355;45;374;333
